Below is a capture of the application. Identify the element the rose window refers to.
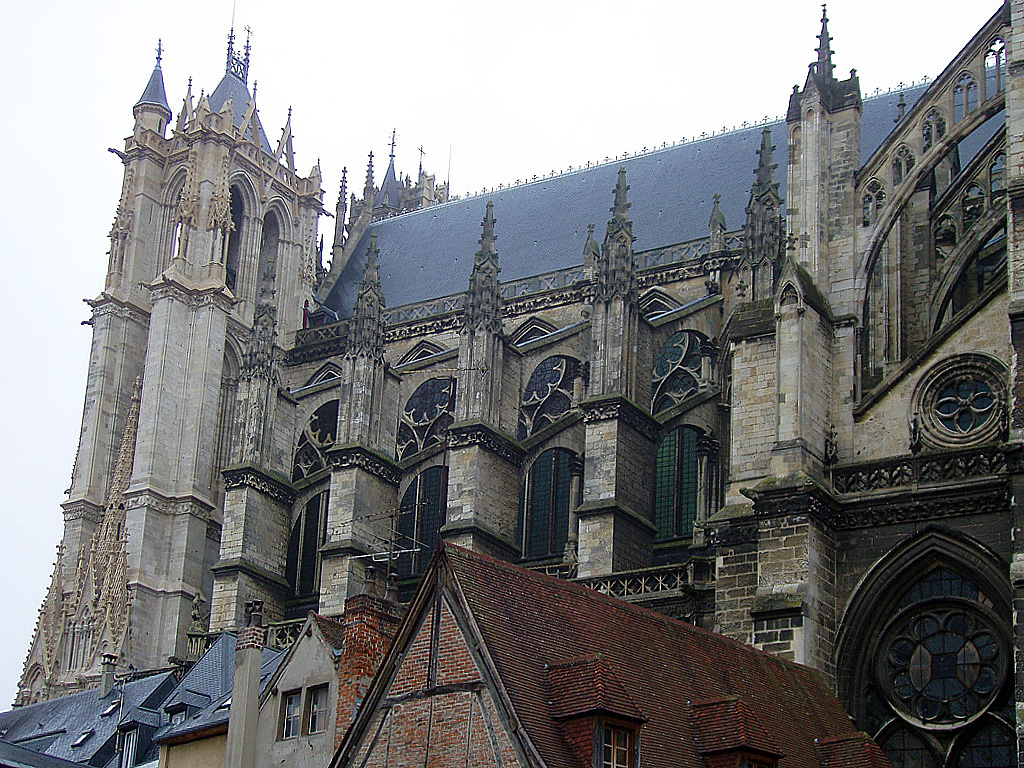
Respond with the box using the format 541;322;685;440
935;377;995;434
881;605;1006;728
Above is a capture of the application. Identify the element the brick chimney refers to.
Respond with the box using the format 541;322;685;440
334;568;404;745
225;600;265;768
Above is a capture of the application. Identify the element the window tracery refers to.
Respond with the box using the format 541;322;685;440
396;378;456;461
962;184;985;229
912;356;1005;450
862;180;886;227
519;357;579;439
990;154;1005;193
923;110;947;151
985;39;1006;97
292;400;339;481
285;490;328;619
954;74;978;123
652;331;707;414
893;146;916;185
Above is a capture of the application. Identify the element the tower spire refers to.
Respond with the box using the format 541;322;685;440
363;152;375;203
134;40;171;120
463;202;502;334
815;4;834;80
752;125;778;196
350;233;386;359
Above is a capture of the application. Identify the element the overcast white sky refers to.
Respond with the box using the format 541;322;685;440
0;0;1000;706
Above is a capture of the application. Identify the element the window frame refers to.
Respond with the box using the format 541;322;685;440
306;684;330;735
281;690;302;740
598;719;638;768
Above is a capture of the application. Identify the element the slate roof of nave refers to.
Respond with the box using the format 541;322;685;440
325;82;928;317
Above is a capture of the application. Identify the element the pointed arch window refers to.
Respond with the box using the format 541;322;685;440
954;74;979;123
985;39;1006;98
519;357;579;439
292;400;338;482
521;448;575;560
862;180;886;227
923;110;947;151
652;331;706;413
257;211;279;304
396;378;456;461
285;490;328;619
990;154;1006;193
962;184;985;230
395;466;447;577
892;146;916;185
225;187;244;291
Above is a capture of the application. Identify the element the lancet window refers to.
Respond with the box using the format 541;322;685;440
521;448;575;560
396;378;456;461
954;74;979;123
985;39;1006;97
285;490;328;619
923;110;947;151
519;357;579;439
892;146;916;185
225;186;244;291
862;180;886;227
394;466;448;577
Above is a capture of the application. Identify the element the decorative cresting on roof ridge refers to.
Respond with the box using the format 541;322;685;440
462;201;503;334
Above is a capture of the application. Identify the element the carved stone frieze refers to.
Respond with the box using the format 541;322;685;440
447;422;525;465
223;465;296;505
580;396;660;442
832;446;1006;493
708;519;759;547
327;445;402;486
832;485;1009;529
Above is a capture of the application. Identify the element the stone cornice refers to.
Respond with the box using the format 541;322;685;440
574;500;658;536
439;519;520;560
85;292;152;324
326;444;402;486
222;464;296;505
580;394;660;442
210;556;290;591
146;271;235;312
447;421;525;465
61;498;104;524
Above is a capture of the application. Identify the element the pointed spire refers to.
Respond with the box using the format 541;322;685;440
349;233;386;359
376;135;403;214
275;106;295;172
599;168;637;302
609;166;632;229
752;126;778;197
332;169;348;254
464;202;502;334
175;77;193;133
476;201;497;264
134;40;171;118
814;4;834;80
363;152;375;203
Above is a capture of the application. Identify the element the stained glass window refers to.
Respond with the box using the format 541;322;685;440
522;448;574;559
397;378;456;460
878;726;939;768
956;720;1014;767
654;426;700;540
292;400;339;482
395;466;447;577
652;332;704;413
285;490;328;619
519;357;579;439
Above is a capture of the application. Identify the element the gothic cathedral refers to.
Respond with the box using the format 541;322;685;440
18;4;1024;766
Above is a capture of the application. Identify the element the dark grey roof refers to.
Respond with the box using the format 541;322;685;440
207;73;273;154
153;633;284;744
0;740;83;768
375;156;403;212
134;63;169;115
325;83;927;317
0;673;175;767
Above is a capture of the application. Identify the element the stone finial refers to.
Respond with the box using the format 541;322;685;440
815;4;835;80
598;168;637;302
463;202;503;334
349;233;386;359
709;194;727;252
753;126;778;197
363;152;375;204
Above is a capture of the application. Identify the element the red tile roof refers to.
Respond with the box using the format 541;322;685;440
816;733;893;768
690;696;782;758
546;654;646;722
312;613;346;650
441;545;885;768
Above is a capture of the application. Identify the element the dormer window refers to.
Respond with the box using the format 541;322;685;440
100;700;120;717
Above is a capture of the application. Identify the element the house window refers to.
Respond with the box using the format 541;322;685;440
602;726;633;768
121;729;138;768
307;685;329;734
282;691;301;739
396;466;448;577
521;448;575;559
